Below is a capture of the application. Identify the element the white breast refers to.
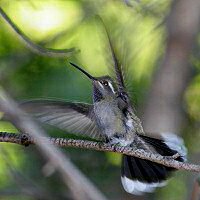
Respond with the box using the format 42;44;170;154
125;114;134;130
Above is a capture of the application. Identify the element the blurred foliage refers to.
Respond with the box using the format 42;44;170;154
0;0;200;200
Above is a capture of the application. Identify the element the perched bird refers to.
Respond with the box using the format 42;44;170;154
20;16;187;196
21;61;187;195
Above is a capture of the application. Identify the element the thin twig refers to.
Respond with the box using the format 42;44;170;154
0;132;200;173
0;6;79;57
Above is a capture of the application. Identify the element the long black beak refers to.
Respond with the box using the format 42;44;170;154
69;62;96;81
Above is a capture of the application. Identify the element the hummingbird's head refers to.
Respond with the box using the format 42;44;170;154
69;62;116;102
92;76;116;102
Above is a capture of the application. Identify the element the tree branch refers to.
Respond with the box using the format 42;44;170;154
0;6;79;58
0;131;200;173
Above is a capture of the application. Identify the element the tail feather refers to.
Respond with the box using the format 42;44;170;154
134;158;166;182
121;133;187;195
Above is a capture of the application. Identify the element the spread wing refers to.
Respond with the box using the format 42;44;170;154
20;100;102;139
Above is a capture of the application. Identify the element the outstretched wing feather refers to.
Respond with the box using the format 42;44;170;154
20;100;102;139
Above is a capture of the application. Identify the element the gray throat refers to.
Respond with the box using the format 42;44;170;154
93;85;103;103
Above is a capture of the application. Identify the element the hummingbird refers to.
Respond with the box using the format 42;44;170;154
21;16;186;196
21;61;187;195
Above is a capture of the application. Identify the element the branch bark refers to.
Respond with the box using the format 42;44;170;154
0;132;200;173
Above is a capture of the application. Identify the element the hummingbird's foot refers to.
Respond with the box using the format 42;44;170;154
105;136;114;144
163;153;180;160
104;136;117;145
172;153;180;159
105;134;132;146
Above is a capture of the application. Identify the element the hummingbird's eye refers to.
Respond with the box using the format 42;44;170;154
101;80;108;86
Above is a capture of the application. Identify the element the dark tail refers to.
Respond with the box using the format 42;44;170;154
121;133;187;195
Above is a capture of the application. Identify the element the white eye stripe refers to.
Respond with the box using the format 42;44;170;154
98;80;115;93
108;82;115;94
98;81;104;89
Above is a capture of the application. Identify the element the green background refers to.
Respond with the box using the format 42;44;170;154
0;1;199;199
